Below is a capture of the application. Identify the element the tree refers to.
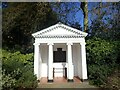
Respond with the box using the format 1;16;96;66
80;2;88;33
2;2;58;53
51;2;89;32
51;2;82;30
89;2;120;40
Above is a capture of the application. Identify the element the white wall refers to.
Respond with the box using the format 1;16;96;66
53;43;67;77
53;43;66;51
72;44;77;76
77;44;82;79
40;43;82;78
40;43;67;77
53;63;68;77
40;44;48;77
72;43;81;77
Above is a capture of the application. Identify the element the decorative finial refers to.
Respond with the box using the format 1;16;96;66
58;22;62;24
58;0;61;2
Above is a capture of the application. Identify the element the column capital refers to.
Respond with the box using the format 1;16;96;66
33;43;40;46
67;42;73;45
80;42;86;45
47;43;54;45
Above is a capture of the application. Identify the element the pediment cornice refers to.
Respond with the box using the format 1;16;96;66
32;22;88;38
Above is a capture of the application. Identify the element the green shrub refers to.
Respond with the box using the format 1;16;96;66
103;70;120;90
88;65;111;86
2;49;38;89
16;67;37;88
86;37;119;65
2;70;16;90
86;37;120;87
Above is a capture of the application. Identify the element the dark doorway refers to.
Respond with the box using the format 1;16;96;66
53;48;66;62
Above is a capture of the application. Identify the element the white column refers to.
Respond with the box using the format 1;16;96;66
33;43;40;80
47;43;54;81
67;43;74;81
80;42;88;81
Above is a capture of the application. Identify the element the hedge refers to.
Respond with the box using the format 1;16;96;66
86;37;120;88
2;49;38;89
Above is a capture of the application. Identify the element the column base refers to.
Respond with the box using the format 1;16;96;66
81;79;88;82
68;79;74;82
48;80;53;82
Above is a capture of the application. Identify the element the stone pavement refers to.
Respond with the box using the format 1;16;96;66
38;77;100;89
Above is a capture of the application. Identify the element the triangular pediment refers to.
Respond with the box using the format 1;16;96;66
32;22;88;38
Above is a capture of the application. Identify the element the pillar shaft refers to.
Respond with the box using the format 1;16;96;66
34;43;40;79
80;42;88;80
67;43;74;80
48;43;54;81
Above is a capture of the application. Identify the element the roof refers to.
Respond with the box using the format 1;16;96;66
32;22;88;38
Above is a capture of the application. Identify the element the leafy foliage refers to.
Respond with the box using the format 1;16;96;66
103;70;120;90
2;2;58;53
86;37;120;87
89;2;120;40
87;3;120;88
2;49;37;89
51;2;82;29
2;70;16;90
86;37;119;65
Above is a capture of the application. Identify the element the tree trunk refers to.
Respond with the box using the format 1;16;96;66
81;2;88;33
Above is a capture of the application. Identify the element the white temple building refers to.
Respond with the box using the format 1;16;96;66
32;22;88;82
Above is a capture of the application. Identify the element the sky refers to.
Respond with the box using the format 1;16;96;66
51;2;96;29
